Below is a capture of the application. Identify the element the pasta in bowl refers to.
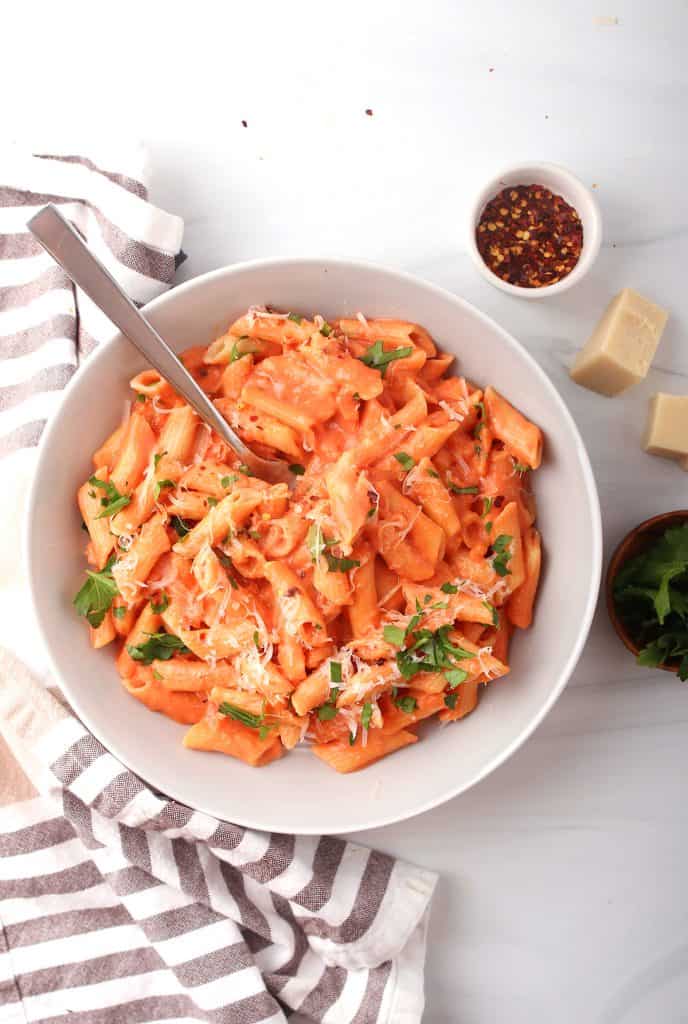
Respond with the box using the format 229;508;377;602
26;258;601;833
75;309;544;773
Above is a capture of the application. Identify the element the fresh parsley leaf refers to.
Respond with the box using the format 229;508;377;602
127;632;189;664
395;695;417;713
441;581;458;594
513;461;530;474
445;668;468;688
615;524;688;625
153;451;167;469
448;483;478;495
253;630;260;647
73;559;119;628
395;624;474;679
444;692;458;710
394;452;415;471
482;497;493;517
289;463;305;476
221;474;237;488
330;661;342;683
229;336;257;362
483;600;498;626
287;312;303;324
90;476;131;520
492;534;513;577
218;702;264;728
427;468;439;478
150;592;169;614
154;479;175;500
152;669;163;680
361;701;373;730
366;505;377;519
383;624;406;647
207;497;218;507
136;393;146;403
317;702;338;721
259;724;275;741
358;340;413;376
171;516;190;538
320;322;332;337
238;464;252;476
324;552;361;573
112;605;126;620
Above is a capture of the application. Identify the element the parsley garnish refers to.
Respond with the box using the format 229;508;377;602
218;702;264;729
127;632;189;664
73;557;118;628
440;581;459;594
153;450;167;469
358;340;413;377
448;483;478;495
394;452;415;471
229;336;256;362
207;497;218;507
221;474;237;488
325;552;360;573
112;605;126;620
395;623;474;682
317;687;339;721
613;523;688;679
513;461;530;474
136;393;146;402
289;463;305;476
427;468;439;478
238;464;252;476
383;624;406;647
330;661;342;683
444;692;458;710
320;322;332;337
395;695;417;713
287;312;303;324
482;497;493;517
253;630;260;647
361;701;373;730
445;668;468;688
483;601;498;626
307;524;360;573
171;516;191;538
492;535;513;577
89;476;131;519
154;479;175;499
150;592;169;614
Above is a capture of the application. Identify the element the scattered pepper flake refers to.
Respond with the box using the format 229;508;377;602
476;183;583;288
365;108;373;116
241;120;248;127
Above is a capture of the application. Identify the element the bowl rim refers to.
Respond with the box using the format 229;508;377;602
605;509;688;672
466;160;602;300
24;255;603;832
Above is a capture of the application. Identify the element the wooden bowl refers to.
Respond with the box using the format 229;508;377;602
606;510;688;674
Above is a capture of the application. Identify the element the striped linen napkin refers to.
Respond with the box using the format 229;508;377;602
0;149;437;1024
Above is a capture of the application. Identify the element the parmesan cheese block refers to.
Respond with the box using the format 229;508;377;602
643;393;688;462
570;288;668;396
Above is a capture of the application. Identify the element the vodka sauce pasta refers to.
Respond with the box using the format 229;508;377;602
73;308;544;772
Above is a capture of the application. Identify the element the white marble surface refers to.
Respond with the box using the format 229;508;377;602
5;0;688;1020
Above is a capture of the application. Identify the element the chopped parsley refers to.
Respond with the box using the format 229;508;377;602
127;632;189;664
171;516;191;538
358;340;413;376
218;702;265;729
221;474;237;488
153;450;167;469
154;478;175;500
395;623;474;685
73;556;118;628
320;322;332;337
330;661;342;683
307;523;359;573
207;497;218;507
89;476;131;519
289;463;305;476
445;668;468;688
150;592;169;614
394;452;415;472
492;534;513;577
383;624;406;647
483;601;498;626
238;464;252;476
253;630;260;647
136;393;146;403
112;605;126;620
440;581;459;594
395;695;417;713
513;461;530;474
482;497;493;517
448;483;478;495
229;336;257;362
427;468;440;478
317;686;339;721
361;701;373;730
287;312;303;324
444;692;458;710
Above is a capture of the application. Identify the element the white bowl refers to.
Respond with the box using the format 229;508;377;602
25;258;602;834
466;162;602;299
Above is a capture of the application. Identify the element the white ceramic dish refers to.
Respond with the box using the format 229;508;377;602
466;162;602;299
25;258;602;834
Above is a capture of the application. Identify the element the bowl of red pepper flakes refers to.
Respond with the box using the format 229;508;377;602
467;162;602;299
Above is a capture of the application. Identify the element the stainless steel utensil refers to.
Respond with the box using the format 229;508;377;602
27;204;295;486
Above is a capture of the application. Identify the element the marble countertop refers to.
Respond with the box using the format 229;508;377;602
5;0;688;1019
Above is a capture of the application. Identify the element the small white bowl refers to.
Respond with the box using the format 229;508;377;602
466;162;602;299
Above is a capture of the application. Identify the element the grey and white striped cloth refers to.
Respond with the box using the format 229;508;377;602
0;150;437;1024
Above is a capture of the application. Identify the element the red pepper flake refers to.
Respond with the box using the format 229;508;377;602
475;183;583;288
241;120;248;127
365;108;373;116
